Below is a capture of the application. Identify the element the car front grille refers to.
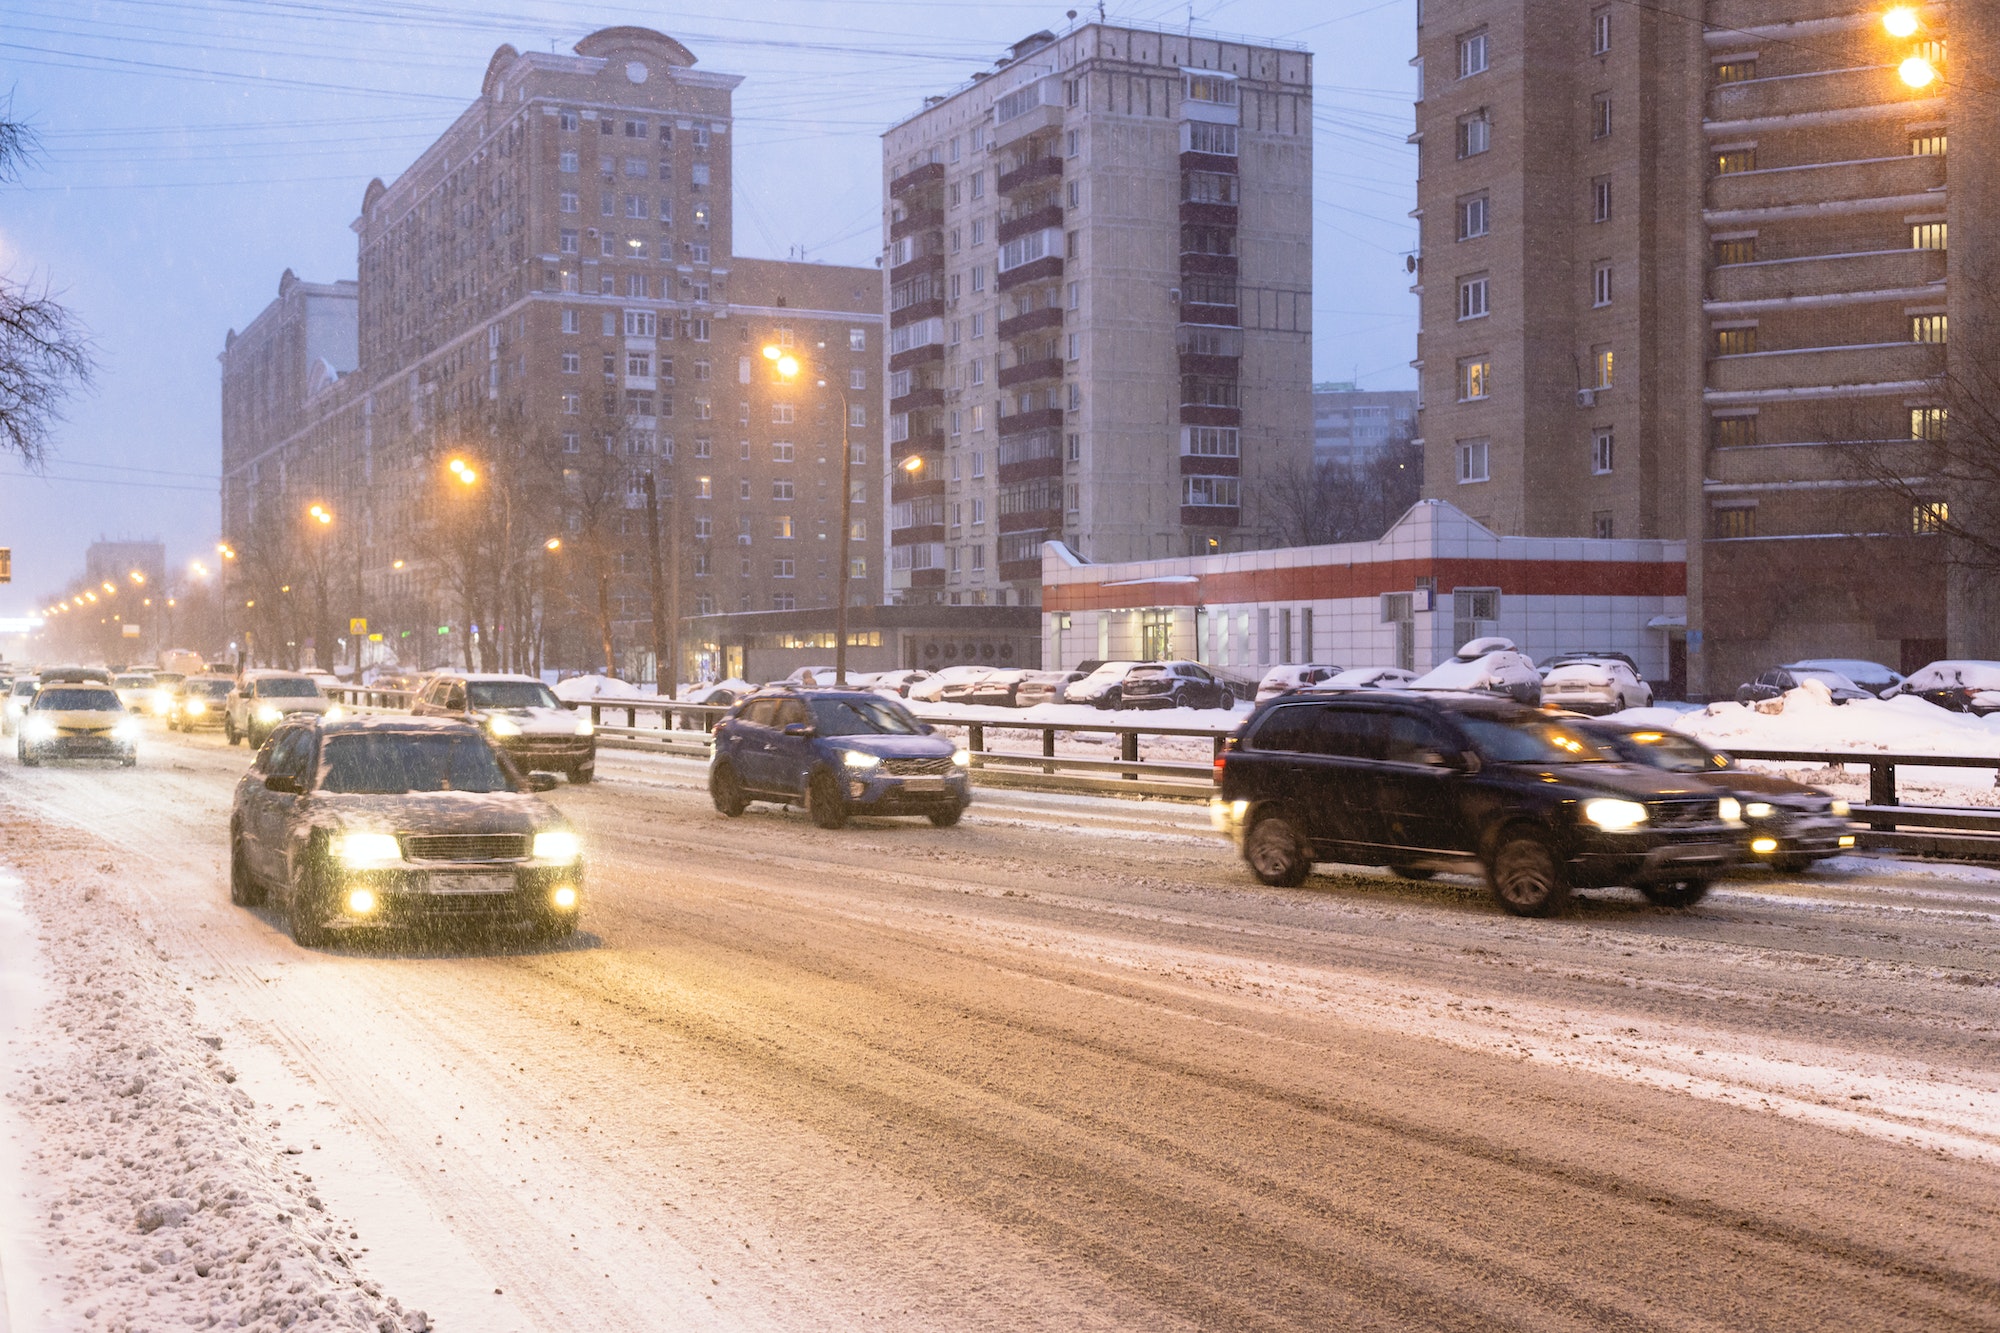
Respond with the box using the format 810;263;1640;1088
1647;799;1718;829
884;757;953;777
57;727;114;737
402;833;529;862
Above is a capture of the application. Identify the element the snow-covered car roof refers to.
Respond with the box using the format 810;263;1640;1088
1453;636;1518;661
1787;658;1898;682
1900;660;2000;692
1412;651;1536;690
1317;667;1418;689
425;671;547;683
1545;660;1632;680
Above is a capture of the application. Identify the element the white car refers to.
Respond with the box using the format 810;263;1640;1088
1062;661;1142;708
862;669;933;698
1889;660;2000;715
1789;658;1902;698
411;671;597;783
1540;659;1653;715
907;664;993;704
683;677;754;707
1254;663;1345;704
1408;637;1543;705
1314;666;1419;691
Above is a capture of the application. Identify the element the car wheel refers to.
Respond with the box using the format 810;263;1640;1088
1095;688;1121;711
286;861;331;948
807;769;848;830
927;801;965;828
17;743;37;768
1218;688;1233;709
1390;863;1436;881
569;764;594;785
229;831;264;907
225;717;240;746
122;752;137;768
710;761;748;817
1244;815;1310;888
1639;878;1711;909
1485;828;1570;917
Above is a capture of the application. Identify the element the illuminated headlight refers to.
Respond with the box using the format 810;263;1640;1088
1830;799;1851;817
323;705;344;723
1583;798;1649;832
346;887;378;914
112;720;140;742
1751;837;1779;854
331;832;402;868
22;717;55;742
1718;797;1743;824
185;700;207;716
574;718;594;737
951;748;972;768
3;701;20;717
1838;835;1856;848
1230;799;1250;822
488;715;523;737
551;885;578;910
151;697;172;716
532;830;582;863
1743;801;1774;819
841;749;881;769
255;705;283;724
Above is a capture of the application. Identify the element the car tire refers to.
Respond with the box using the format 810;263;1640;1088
1390;863;1437;881
1485;828;1570;917
17;743;37;768
710;762;748;817
225;717;240;746
1244;815;1311;888
229;832;264;907
287;861;331;948
122;752;137;768
807;769;848;830
569;764;594;785
1639;878;1711;909
1095;688;1121;711
927;802;966;828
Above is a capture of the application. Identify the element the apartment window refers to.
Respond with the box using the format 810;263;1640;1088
850;403;868;428
689;163;710;187
694;437;712;458
772;403;794;424
1715;327;1758;356
1593;260;1613;307
738;478;751;500
1067;281;1081;309
558;192;579;214
772;480;795;502
1182;476;1241;508
969;171;984;200
1715;237;1756;266
1912;407;1948;441
558;151;578;173
560;111;579;132
1067;332;1080;360
1912;222;1948;251
1182;426;1240;457
1457;275;1489;321
602;352;617;380
599;156;614;178
969;358;985;386
1457;110;1491;158
971;451;985;479
1591;93;1613;139
559;392;579;415
1593;346;1615;387
1712;505;1757;540
1458;193;1490;240
1913;500;1949;535
1715;60;1757;83
1458;357;1491;401
971;266;986;293
558;229;578;254
1456;438;1490;484
1713;416;1757;448
1591;7;1611;54
561;432;580;454
688;319;710;341
1458;28;1489;77
970;312;984;338
562;309;580;334
773;514;796;540
561;351;580;374
1592;175;1613;222
1912;314;1949;344
623;310;656;337
971;497;986;526
774;559;795;578
1592;427;1614;474
688;242;711;264
626;274;649;299
1716;149;1756;174
1912;134;1947;157
1592;512;1615;540
627;351;652;377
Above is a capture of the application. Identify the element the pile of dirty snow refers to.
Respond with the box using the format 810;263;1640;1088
0;819;428;1332
1615;683;2000;759
551;673;657;704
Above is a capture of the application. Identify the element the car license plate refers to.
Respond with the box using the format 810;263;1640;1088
428;871;516;895
899;777;946;792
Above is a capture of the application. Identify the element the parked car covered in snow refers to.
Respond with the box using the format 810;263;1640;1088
964;669;1035;707
779;665;838;687
1541;659;1653;715
1062;661;1143;709
1118;661;1235;710
1408;638;1543;705
1255;663;1344;704
1885;660;2000;715
860;669;933;699
1313;666;1419;692
1537;650;1640;678
1014;670;1086;708
1735;666;1874;707
1788;659;1902;697
908;664;994;704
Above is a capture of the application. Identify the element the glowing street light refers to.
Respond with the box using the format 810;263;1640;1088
129;570;145;585
392;558;406;570
309;502;333;526
101;581;116;595
901;454;926;474
1899;54;1937;87
1883;6;1920;38
544;537;563;552
217;543;237;560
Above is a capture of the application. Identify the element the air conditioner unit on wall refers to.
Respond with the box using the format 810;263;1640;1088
1576;389;1597;407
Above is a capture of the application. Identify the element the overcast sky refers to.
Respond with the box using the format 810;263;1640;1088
0;0;1417;617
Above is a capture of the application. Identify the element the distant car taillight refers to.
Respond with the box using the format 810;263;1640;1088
1213;736;1237;782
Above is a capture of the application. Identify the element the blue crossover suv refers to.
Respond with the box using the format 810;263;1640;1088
709;688;972;828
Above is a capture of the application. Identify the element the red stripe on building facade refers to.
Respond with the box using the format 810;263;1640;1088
1044;558;1687;613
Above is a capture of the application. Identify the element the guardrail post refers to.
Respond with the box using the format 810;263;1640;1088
1043;727;1056;775
1870;760;1898;831
968;722;984;758
1122;730;1138;780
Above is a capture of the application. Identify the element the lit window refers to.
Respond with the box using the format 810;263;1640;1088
1714;327;1757;356
1715;60;1756;83
1912;314;1948;344
1714;237;1756;266
1911;407;1947;441
1458;357;1491;401
1716;149;1756;174
1912;134;1947;156
1712;505;1757;539
1912;222;1948;250
1593;346;1615;387
1913;501;1948;535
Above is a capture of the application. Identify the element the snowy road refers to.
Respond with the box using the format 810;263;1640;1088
2;727;1999;1330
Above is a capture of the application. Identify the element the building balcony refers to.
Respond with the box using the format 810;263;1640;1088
1181;301;1239;328
998;454;1063;486
997;155;1063;195
1707;153;1944;214
997;255;1064;292
1709;247;1947;306
997;204;1064;246
1180;404;1242;428
909;567;947;589
998;306;1064;341
1707;64;1918;124
1180;505;1240;528
998;405;1065;438
889;161;944;199
889;206;944;242
889;387;946;414
999;508;1061;536
888;342;944;373
1706;339;1944;397
1179;454;1240;477
1178;150;1239;175
890;524;946;547
1180;253;1239;279
1178;352;1240;378
997;356;1064;390
998;559;1042;585
992;102;1064;151
1179;201;1238;229
888;252;945;288
891;473;945;504
890;297;945;330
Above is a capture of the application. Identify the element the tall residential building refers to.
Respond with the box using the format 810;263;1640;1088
1312;383;1418;466
220;27;880;677
1413;1;1981;692
881;21;1314;608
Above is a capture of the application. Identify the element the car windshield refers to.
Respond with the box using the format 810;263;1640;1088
318;733;516;794
1793;669;1858;690
468;682;560;710
187;680;233;698
11;682;36;697
154;673;185;686
1458;716;1611;765
36;688;122;711
1606;730;1716;773
256;678;321;698
810;697;923;736
115;675;151;689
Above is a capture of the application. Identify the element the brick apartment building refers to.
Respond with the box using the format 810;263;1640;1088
880;21;1314;609
220;27;880;678
1412;0;1989;693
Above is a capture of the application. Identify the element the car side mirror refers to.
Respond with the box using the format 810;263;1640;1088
920;723;936;734
264;774;304;795
526;771;562;792
782;722;816;738
1450;750;1482;774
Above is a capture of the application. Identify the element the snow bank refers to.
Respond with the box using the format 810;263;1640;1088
0;823;427;1332
915;699;1249;729
552;674;656;703
1613;689;2000;759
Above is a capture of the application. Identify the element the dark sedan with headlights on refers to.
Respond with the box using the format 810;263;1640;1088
229;715;584;946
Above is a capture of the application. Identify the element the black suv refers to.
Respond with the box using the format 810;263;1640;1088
710;688;971;828
1213;692;1744;915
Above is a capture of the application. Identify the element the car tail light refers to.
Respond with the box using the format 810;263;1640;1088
1213;736;1237;781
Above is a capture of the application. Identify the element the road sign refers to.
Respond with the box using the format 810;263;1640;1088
349;617;368;634
0;547;10;583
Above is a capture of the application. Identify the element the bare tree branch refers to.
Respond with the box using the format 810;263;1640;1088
0;110;94;466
